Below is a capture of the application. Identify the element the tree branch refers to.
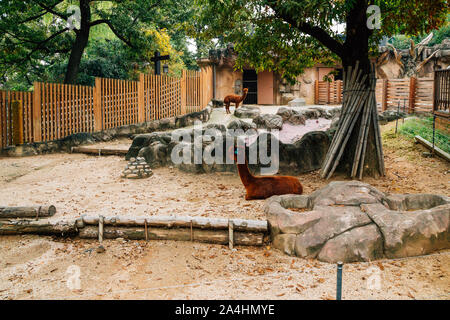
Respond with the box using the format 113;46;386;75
31;0;68;21
267;3;344;58
89;19;136;48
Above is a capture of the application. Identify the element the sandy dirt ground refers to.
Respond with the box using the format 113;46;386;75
0;236;448;300
0;120;449;300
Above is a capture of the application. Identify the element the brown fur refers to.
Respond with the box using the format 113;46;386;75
234;152;303;200
224;88;248;114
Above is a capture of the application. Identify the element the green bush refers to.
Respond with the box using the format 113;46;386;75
399;117;450;153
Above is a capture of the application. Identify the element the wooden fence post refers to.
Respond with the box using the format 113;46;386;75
138;73;145;123
314;80;319;105
337;81;342;104
382;79;388;111
12;100;23;145
409;77;416;114
181;70;186;114
326;81;331;104
32;82;42;142
93;78;103;131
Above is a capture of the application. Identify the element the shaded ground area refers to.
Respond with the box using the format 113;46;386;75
0;119;449;300
0;236;448;300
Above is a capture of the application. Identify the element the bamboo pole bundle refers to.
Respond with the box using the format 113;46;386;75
320;63;385;179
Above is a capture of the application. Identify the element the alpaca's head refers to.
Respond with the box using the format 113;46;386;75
243;88;248;94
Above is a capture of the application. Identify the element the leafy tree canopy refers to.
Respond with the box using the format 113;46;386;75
193;0;448;82
0;0;200;88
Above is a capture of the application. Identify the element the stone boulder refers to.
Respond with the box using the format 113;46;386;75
265;181;450;263
227;119;257;131
234;106;261;119
253;114;284;130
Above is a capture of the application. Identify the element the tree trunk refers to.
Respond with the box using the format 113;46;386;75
64;0;91;84
335;0;381;177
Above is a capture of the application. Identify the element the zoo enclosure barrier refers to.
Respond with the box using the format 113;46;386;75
433;69;450;136
0;67;214;148
315;77;434;114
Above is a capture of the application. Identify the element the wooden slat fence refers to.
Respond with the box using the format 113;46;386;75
0;69;213;149
315;77;435;114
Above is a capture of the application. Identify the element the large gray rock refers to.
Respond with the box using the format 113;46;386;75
227;119;257;131
362;202;450;259
253;114;284;130
234;106;261;119
265;181;450;263
317;224;384;263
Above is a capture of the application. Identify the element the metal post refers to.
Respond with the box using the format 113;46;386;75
395;101;400;134
432;114;436;156
403;98;406;123
336;261;343;300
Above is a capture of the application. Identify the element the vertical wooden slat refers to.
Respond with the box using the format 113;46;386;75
382;79;388;111
32;82;42;142
409;77;416;114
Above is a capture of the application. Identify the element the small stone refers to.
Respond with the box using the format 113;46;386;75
422;152;433;158
96;245;106;253
130;157;136;162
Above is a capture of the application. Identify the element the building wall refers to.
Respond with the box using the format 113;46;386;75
216;66;243;100
275;66;338;105
212;65;340;105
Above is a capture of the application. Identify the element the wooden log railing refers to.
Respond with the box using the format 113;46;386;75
0;214;268;246
0;68;214;149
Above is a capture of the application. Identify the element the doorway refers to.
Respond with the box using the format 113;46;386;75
243;70;257;104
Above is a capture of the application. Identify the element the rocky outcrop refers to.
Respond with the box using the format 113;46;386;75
127;129;330;175
227;119;256;131
253;114;284;130
266;181;450;263
234;106;261;119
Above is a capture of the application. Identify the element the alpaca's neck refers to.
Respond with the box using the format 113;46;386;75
237;161;255;187
240;91;247;102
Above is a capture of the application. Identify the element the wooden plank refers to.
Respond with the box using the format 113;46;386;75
32;82;42;142
414;135;450;162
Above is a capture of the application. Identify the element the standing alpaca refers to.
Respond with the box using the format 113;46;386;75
224;88;248;114
233;148;303;200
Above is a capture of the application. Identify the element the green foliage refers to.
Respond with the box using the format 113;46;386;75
388;14;450;50
0;0;198;88
399;117;450;154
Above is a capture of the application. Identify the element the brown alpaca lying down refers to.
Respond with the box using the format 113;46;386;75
233;150;303;200
224;88;248;114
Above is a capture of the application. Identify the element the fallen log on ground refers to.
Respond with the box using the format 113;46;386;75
79;226;265;246
0;219;76;235
71;147;128;156
414;135;450;162
0;206;56;219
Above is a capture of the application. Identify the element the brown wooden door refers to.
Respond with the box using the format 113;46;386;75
257;71;274;105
